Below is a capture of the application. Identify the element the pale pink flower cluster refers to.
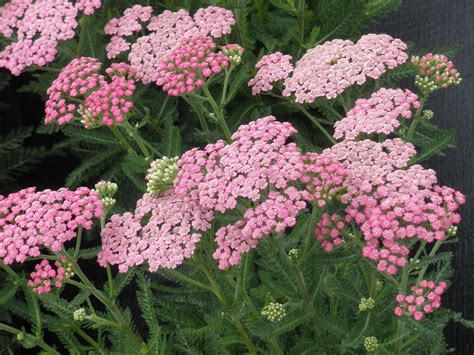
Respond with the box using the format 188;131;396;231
105;6;235;83
314;213;346;252
282;34;408;103
0;0;102;75
213;188;306;269
98;192;213;272
0;187;103;265
154;36;229;96
27;257;69;294
45;57;104;125
333;88;420;141
174;116;303;213
248;52;294;95
82;63;137;127
104;5;153;59
394;280;447;320
322;139;465;274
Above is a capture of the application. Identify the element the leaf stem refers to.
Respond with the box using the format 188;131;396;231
298;105;337;144
202;82;233;142
406;96;426;141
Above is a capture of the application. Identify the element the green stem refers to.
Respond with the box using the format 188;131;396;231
73;227;83;260
100;217;114;300
406;96;426;141
220;65;234;107
0;323;59;355
202;82;233;141
345;313;372;348
232;317;257;355
300;206;321;264
122;121;151;158
182;96;209;132
0;260;19;280
416;240;443;284
298;105;337;144
110;126;133;151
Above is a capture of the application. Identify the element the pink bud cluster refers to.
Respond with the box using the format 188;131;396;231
154;36;229;96
334;88;420;141
314;213;346;252
394;280;447;320
45;57;105;125
27;257;71;294
98;192;213;272
412;53;462;93
248;52;294;95
281;34;408;103
105;6;235;83
81;63;137;127
0;0;102;75
104;5;153;59
0;187;103;265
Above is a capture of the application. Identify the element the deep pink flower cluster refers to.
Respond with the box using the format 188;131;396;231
45;57;105;125
394;280;447;320
314;213;346;252
0;0;102;75
282;34;408;103
98;192;213;272
174;116;303;213
333;88;420;141
81;63;137;127
248;52;294;95
27;257;71;294
322;139;465;275
213;188;306;269
0;187;103;265
154;36;229;96
412;53;462;93
107;6;235;83
104;5;153;59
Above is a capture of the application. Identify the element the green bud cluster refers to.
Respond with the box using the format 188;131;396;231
447;225;458;237
94;181;118;209
221;45;244;65
359;297;375;311
73;308;87;322
412;54;461;95
422;109;434;120
16;332;25;341
261;302;286;322
146;156;179;194
288;248;299;263
364;336;379;352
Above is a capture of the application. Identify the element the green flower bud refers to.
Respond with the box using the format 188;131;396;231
359;297;375;311
146;156;179;194
261;302;286;322
73;308;87;322
16;332;25;341
364;336;379;352
288;248;299;263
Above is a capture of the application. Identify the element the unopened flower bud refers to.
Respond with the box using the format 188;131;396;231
288;248;299;263
261;302;286;322
73;308;87;322
146;156;179;194
412;53;461;94
364;336;379;352
423;109;434;120
359;297;375;311
221;44;244;65
16;332;25;341
94;181;118;198
447;225;458;237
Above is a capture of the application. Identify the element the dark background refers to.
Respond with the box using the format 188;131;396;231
0;0;473;353
376;0;474;353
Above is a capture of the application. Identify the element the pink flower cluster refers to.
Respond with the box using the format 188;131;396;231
394;280;447;320
412;53;462;93
0;0;102;75
314;213;346;252
81;63;137;127
322;139;465;274
98;192;213;272
104;6;235;83
27;257;71;294
45;58;137;127
104;5;153;59
248;52;294;95
282;34;408;103
333;88;420;141
0;187;103;265
154;36;229;96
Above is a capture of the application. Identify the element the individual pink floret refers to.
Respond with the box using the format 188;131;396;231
154;36;229;96
248;52;294;95
193;6;235;38
395;280;448;320
314;213;346;252
334;88;420;141
0;187;103;265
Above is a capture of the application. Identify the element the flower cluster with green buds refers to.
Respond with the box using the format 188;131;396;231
447;225;458;237
73;308;87;322
261;302;286;322
221;44;244;65
288;248;299;263
359;297;375;311
422;109;434;120
364;336;379;352
412;53;461;94
145;156;179;194
94;180;118;209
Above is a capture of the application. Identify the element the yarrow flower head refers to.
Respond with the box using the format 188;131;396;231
0;0;102;75
99;192;213;273
288;248;299;263
394;280;447;320
94;180;118;209
333;88;420;141
412;53;461;94
193;6;235;38
261;302;286;322
73;308;87;321
0;187;103;265
221;44;244;65
282;34;408;103
248;52;293;95
364;336;379;352
146;156;179;194
27;257;73;294
154;36;229;96
359;297;375;311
